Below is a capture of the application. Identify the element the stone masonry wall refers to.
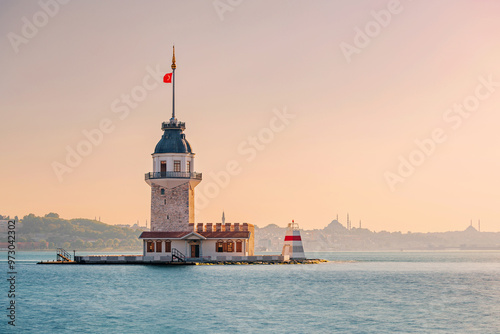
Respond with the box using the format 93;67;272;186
150;182;194;232
189;184;195;225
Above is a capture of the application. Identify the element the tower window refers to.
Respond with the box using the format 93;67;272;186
187;161;191;172
174;160;181;172
160;161;167;176
164;199;166;205
161;189;165;195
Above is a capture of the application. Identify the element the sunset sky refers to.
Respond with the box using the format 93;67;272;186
1;0;500;232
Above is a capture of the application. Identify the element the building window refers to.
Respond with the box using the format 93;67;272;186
147;240;154;252
216;240;224;253
174;160;181;172
160;161;167;176
165;240;171;253
187;161;191;172
156;241;162;253
164;199;166;205
236;240;242;253
161;188;165;195
226;240;234;252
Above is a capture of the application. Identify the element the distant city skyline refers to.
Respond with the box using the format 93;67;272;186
1;1;500;232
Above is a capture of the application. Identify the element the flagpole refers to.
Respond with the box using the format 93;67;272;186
171;45;176;122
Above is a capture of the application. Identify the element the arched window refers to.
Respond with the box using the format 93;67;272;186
216;240;224;253
236;240;242;253
147;240;154;252
156;240;162;253
165;240;171;253
226;240;234;252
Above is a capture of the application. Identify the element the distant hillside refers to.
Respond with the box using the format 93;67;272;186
255;220;500;252
4;213;499;252
4;213;143;250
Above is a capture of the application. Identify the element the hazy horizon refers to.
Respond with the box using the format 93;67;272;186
1;212;489;234
2;1;500;233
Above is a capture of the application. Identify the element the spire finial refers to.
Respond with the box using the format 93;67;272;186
170;45;177;122
171;45;176;70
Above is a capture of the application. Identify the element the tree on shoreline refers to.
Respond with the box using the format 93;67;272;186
16;213;143;251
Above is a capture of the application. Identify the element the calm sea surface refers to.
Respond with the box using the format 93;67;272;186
1;251;500;333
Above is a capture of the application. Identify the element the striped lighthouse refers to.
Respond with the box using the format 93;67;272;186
281;220;306;260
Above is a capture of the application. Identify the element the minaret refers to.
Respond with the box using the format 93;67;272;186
145;47;202;232
222;211;226;224
478;219;481;232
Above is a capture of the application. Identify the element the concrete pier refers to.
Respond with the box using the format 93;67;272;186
37;254;327;265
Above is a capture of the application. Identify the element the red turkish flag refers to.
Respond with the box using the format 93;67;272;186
163;73;172;83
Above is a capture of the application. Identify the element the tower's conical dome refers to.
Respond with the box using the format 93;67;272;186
153;121;192;154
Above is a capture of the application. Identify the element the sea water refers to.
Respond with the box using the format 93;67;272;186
1;251;500;333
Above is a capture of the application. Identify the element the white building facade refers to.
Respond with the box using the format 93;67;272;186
140;222;254;261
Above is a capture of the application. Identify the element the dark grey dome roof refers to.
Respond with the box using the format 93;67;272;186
153;121;192;154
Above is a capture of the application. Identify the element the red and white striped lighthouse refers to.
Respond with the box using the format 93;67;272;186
281;220;306;260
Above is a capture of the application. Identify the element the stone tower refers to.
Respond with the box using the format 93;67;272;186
144;47;202;232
